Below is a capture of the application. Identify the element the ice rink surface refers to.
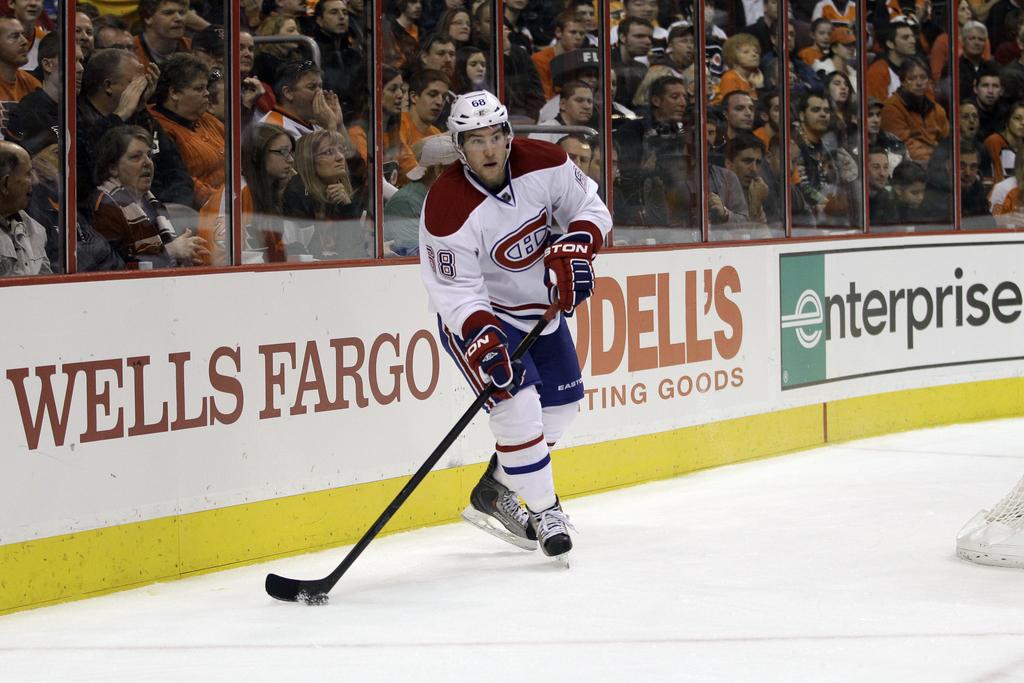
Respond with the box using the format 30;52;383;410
3;419;1024;682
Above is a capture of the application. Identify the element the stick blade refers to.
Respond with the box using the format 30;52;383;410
266;573;335;605
265;573;306;602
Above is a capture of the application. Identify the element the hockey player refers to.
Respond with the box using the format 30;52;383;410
418;90;612;562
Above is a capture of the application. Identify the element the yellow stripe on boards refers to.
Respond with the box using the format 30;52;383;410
554;406;824;497
826;378;1024;443
2;379;1022;616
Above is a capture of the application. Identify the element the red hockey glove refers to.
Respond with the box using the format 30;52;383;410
461;320;525;402
543;232;596;316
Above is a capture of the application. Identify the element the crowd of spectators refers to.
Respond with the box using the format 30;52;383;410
8;0;1024;275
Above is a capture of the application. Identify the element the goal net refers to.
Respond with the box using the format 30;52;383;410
956;475;1024;568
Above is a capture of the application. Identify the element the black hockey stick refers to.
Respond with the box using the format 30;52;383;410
265;300;562;604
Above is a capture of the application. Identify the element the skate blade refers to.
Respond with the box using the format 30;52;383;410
552;552;570;569
461;506;538;551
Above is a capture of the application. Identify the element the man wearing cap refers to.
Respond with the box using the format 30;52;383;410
655;22;694;76
812;26;857;86
384;134;458;257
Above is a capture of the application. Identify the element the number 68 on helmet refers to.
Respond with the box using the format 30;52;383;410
447;90;514;161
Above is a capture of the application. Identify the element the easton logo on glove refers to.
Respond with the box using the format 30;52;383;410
546;242;592;257
543;233;596;316
465;332;498;359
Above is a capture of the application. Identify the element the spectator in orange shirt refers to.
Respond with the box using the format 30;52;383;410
865;20;918;103
532;10;586;100
0;17;39;106
347;65;404;166
880;58;950;163
147;53;225;209
983;101;1024;183
11;0;46;71
713;33;763;105
397;68;448;185
753;91;779;150
798;18;832;66
135;0;191;68
384;0;423;70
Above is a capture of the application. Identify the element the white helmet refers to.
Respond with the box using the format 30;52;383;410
447;90;513;159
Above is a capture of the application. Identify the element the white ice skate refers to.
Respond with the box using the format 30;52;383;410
529;498;575;568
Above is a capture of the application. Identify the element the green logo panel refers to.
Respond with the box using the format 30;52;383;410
780;254;826;388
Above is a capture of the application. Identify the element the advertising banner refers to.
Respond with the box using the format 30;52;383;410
778;237;1024;398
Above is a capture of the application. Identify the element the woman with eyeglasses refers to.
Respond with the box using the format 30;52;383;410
282;130;368;259
198;123;297;264
147;53;225;209
437;8;472;47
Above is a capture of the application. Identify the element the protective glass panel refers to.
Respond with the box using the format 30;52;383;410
2;3;63;276
865;7;955;232
610;2;701;245
957;1;1012;231
786;0;864;237
707;0;787;241
75;2;229;270
204;0;373;264
515;3;605;239
380;0;486;258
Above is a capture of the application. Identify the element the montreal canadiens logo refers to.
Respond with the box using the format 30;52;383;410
490;209;550;272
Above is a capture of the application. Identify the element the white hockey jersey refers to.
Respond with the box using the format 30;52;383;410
419;138;612;338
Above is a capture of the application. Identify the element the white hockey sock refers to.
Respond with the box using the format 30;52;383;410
495;435;556;512
489;387;557;511
542;401;579;447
